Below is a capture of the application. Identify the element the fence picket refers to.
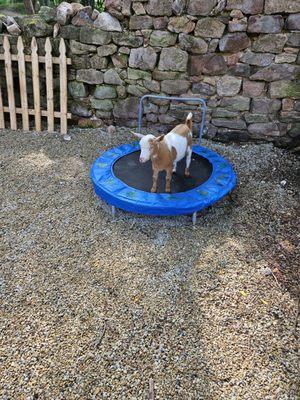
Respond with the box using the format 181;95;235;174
3;36;17;130
59;38;67;135
45;38;54;132
31;37;41;132
0;82;4;129
17;37;29;131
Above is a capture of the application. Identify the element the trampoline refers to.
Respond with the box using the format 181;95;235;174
91;95;237;222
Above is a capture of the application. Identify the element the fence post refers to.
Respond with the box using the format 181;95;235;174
45;37;54;132
0;82;4;129
59;38;67;135
17;37;29;131
31;37;41;132
3;35;17;130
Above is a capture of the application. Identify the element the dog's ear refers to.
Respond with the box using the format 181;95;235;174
131;131;144;138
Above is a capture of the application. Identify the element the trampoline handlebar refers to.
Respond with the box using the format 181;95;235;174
137;94;207;145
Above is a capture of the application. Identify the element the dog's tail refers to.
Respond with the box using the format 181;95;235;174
186;112;193;130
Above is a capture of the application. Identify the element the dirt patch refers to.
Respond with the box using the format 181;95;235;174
0;128;299;399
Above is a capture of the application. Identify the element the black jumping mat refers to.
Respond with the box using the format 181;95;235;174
113;151;213;193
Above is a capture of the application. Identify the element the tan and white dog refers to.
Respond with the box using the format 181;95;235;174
132;113;193;193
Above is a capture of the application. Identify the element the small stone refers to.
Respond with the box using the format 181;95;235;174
241;50;274;66
112;31;143;47
78;117;103;128
97;44;117;56
158;47;188;72
228;18;247;32
212;118;246;129
107;125;116;134
244;113;269;123
286;14;300;30
127;68;152;80
229;63;251;77
94;12;122;32
190;54;227;75
91;9;100;21
18;16;53;37
68;81;87;98
69;40;97;55
94;85;117;99
282;98;294;111
287;33;300;47
129;47;157;70
38;6;57;23
248;122;282;138
90;98;114;111
275;53;298;64
76;69;104;84
63;134;71;141
168;16;195;34
80;26;111;45
264;0;300;14
113;97;140;119
153;16;169;29
146;0;172;16
220;96;251;111
111;53;128;68
70;99;91;117
161;80;190;94
250;64;299;82
269;80;300;99
192;82;216;96
178;34;208;54
129;15;153;29
90;55;108;69
217;76;242;96
252;98;281;113
6;23;21;36
195;18;225;38
212;108;238;118
149;30;177;46
56;2;73;25
261;267;272;275
230;9;244;18
59;25;80;40
132;2;146;15
243;80;265;97
104;69;123;85
172;0;185;15
71;7;93;27
247;15;284;33
127;84;148;96
153;70;186;80
219;33;250;52
187;0;218;16
226;0;264;14
252;33;288;53
280;179;287;187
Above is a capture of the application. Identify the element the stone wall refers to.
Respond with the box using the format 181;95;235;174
0;0;300;145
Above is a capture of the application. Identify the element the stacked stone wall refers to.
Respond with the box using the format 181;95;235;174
0;0;299;145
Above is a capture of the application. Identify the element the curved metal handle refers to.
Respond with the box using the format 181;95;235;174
137;94;207;145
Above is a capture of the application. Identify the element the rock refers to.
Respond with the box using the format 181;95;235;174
70;99;92;117
270;80;300;99
243;80;265;97
80;26;111;45
68;81;87;98
97;44;117;56
38;6;57;23
250;64;299;81
70;3;85;15
19;16;53;37
143;80;160;92
244;113;269;123
252;33;288;53
63;134;71;141
94;12;122;32
144;102;159;113
71;54;90;69
91;9;100;21
247;15;283;33
150;30;177;46
56;2;73;25
127;68;152;80
104;69;123;85
208;38;219;52
215;128;250;142
116;85;127;98
53;22;60;38
158;114;176;124
94;85;117;99
7;23;21;36
275;53;298;63
287;33;300;47
129;15;153;29
132;2;146;15
226;0;264;14
90;55;108;69
241;50;274;66
153;70;186;80
252;98;281;113
113;97;140;119
71;7;93;27
190;54;227;75
220;96;250;110
219;33;250;52
230;9;244;18
167;16;195;33
217;76;242;96
172;0;186;15
224;52;243;66
129;47;157;70
178;34;208;54
146;0;172;16
192;82;216;96
228;17;247;32
282;98;295;111
153;16;169;29
212;118;246;129
107;125;116;134
127;84;148;96
78;117;103;128
59;25;80;40
212;108;238;117
286;14;300;30
76;69;104;84
112;31;143;47
248;122;282;138
229;63;251;77
147;113;158;122
90;98;114;110
70;40;97;55
158;47;188;71
187;0;218;15
195;18;225;38
262;267;273;276
119;46;131;54
264;0;300;14
111;53;128;68
161;80;190;94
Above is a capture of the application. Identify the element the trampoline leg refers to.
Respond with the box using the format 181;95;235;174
192;212;197;226
111;206;116;219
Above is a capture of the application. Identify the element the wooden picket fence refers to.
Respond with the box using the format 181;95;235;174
0;35;72;134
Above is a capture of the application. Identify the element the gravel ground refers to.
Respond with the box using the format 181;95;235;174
0;127;299;399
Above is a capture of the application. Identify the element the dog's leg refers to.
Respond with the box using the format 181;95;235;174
151;169;159;193
185;146;192;177
165;169;172;193
173;161;177;173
